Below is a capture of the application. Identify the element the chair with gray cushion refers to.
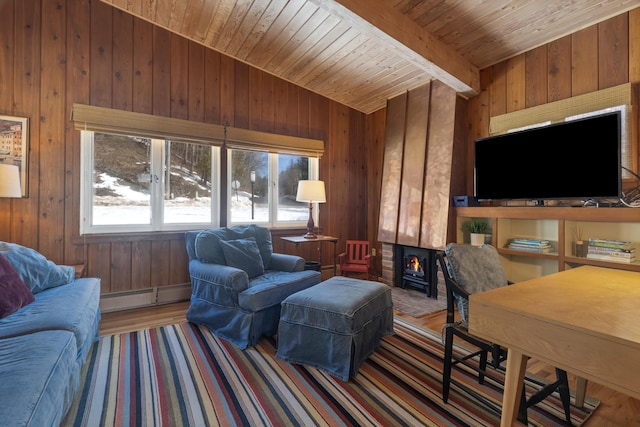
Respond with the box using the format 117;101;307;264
436;243;571;424
185;225;321;349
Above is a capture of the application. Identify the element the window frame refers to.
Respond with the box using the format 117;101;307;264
226;149;320;228
72;104;324;234
80;131;221;235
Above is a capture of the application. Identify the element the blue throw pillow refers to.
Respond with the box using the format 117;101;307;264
0;253;35;319
220;237;265;278
225;225;273;269
0;242;75;294
194;229;227;265
195;225;274;269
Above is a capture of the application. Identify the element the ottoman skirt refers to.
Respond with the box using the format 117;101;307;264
276;276;394;381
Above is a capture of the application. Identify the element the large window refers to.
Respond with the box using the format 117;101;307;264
228;149;318;227
81;131;220;234
73;104;324;234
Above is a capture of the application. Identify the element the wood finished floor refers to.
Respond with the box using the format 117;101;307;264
100;301;640;426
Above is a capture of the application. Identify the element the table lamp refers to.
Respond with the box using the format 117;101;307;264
296;180;326;239
0;164;22;198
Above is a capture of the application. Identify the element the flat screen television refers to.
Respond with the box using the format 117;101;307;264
474;110;622;202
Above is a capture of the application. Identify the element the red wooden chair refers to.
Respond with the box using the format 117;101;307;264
339;240;371;280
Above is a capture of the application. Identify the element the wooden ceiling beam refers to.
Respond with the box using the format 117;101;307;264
325;0;480;97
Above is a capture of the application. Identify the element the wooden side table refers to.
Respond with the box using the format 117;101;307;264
281;235;338;276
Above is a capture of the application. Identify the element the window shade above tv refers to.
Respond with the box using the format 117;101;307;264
474;111;622;202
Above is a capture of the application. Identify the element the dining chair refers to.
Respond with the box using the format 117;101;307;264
436;243;571;424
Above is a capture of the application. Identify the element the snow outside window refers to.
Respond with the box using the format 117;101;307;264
228;149;319;227
80;131;220;234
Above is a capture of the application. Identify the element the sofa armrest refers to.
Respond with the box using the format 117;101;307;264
189;260;249;294
269;253;305;272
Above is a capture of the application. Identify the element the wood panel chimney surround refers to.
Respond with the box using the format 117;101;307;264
378;80;467;288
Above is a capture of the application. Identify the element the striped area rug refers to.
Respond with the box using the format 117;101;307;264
63;318;597;426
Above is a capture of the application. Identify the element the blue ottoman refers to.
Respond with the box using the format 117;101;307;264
276;276;394;381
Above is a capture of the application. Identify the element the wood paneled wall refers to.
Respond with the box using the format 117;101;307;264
465;9;640;196
1;0;637;302
0;0;371;299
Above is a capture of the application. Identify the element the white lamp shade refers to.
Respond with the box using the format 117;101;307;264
0;164;22;198
296;180;326;203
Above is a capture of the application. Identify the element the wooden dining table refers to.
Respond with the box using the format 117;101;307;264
469;265;640;426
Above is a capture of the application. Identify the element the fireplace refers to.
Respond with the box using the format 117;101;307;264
404;253;425;278
395;245;438;298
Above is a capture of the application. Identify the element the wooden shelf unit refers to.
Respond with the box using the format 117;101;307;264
455;207;640;282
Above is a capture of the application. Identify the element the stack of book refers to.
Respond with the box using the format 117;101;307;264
586;238;636;263
507;238;553;253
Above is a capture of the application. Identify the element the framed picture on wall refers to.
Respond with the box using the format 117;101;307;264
0;114;29;197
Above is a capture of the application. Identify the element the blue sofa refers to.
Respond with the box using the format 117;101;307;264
0;242;101;426
186;225;321;349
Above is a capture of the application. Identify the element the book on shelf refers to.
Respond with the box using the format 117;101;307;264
587;245;635;258
586;253;636;263
507;243;553;253
588;238;634;250
510;238;551;246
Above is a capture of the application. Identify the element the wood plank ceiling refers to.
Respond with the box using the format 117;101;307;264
101;0;640;114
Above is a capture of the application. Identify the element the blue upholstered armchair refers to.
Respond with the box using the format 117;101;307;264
185;225;321;349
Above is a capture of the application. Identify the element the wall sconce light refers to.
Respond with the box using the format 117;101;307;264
0;164;22;198
296;180;326;239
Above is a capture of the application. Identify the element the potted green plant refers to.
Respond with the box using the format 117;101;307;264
465;219;488;246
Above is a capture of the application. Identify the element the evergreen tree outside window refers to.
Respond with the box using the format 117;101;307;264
228;149;318;226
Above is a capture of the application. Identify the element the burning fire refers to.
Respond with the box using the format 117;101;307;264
406;255;421;272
